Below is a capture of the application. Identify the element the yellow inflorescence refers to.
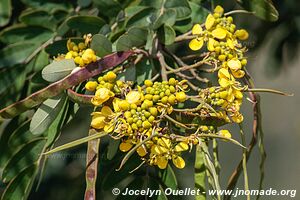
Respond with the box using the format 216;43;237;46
190;5;247;124
65;35;97;67
85;72;191;169
82;5;251;170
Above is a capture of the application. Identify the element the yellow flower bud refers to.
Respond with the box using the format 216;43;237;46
214;5;224;15
149;107;158;117
65;52;73;59
144;80;153;87
119;100;130;111
168;78;176;86
227;58;242;71
105;71;117;82
85;81;98;91
235;29;249;40
176;92;186;103
219;129;231;138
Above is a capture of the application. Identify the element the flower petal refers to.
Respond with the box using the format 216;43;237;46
157;156;168;169
174;142;189;152
189;38;204;51
205;14;215;30
227;59;242;71
172;156;185;169
218;68;230;79
212;28;227;39
192;24;203;35
119;142;133;152
207;38;216;51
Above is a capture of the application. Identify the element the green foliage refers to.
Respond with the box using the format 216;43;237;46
0;0;280;199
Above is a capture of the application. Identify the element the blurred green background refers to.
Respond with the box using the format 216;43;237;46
0;0;299;200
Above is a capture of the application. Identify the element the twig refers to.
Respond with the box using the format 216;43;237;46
157;51;168;81
224;10;254;16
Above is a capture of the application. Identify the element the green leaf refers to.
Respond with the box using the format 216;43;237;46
19;10;57;30
238;0;279;21
66;15;106;34
30;94;66;135
164;0;191;20
115;35;132;51
0;66;26;95
195;145;206;200
115;27;148;51
0;25;54;44
42;59;76;82
2;139;46;182
20;0;72;12
173;18;192;33
153;8;177;29
0;0;11;27
159;165;178;189
107;138;120;160
142;0;191;20
127;27;148;46
0;119;33;168
189;2;210;24
44;131;108;155
158;25;176;45
1;164;38;200
93;0;122;17
148;177;168;200
136;59;152;85
0;42;38;69
33;50;49;72
45;98;69;147
126;7;155;28
90;34;112;57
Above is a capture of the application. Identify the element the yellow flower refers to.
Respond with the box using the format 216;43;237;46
205;14;215;30
91;88;114;106
91;106;115;132
212;27;227;39
151;138;188;169
126;90;143;105
227;58;242;71
189;38;204;51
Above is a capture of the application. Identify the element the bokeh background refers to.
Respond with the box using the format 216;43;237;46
0;0;299;200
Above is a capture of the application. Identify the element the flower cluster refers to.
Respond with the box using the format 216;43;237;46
86;72;193;169
189;5;248;124
64;35;97;67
